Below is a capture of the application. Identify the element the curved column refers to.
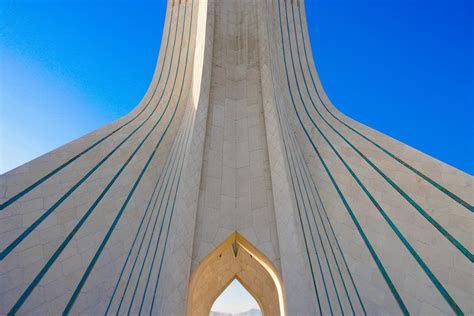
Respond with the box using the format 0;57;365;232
266;0;473;314
0;1;200;314
1;0;472;315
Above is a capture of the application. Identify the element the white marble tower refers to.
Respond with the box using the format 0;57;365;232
1;0;472;315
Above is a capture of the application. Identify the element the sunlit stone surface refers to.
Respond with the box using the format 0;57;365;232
0;0;472;315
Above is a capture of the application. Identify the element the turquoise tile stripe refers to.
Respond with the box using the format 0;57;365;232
111;6;188;315
282;103;337;315
8;84;176;314
275;0;409;313
282;0;465;313
280;5;349;316
7;4;193;314
104;51;189;313
272;27;364;313
148;163;185;315
275;56;366;312
102;7;183;315
0;3;176;212
277;95;322;314
290;0;472;263
104;152;165;314
136;110;192;315
63;2;195;313
0;2;184;261
263;3;322;315
266;2;365;314
310;182;367;315
146;106;192;316
286;123;351;315
295;1;472;213
284;118;334;314
3;0;470;314
286;122;365;315
146;3;194;311
116;120;186;314
114;112;188;315
148;152;186;316
125;109;192;315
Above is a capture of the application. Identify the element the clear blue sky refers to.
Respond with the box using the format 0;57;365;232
1;0;472;175
211;279;260;314
0;0;472;312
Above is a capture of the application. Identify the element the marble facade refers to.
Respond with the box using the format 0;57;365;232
1;0;472;315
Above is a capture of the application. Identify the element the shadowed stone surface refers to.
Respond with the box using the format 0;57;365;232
0;0;472;315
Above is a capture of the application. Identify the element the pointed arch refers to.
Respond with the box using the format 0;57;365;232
210;277;263;314
186;232;286;316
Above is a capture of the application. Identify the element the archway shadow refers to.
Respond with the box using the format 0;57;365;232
186;232;286;316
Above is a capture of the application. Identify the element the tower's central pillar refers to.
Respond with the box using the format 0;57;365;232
1;0;472;314
191;0;280;271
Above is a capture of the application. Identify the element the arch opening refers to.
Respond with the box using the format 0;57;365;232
187;232;286;316
210;278;262;315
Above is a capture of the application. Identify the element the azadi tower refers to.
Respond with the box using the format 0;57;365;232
1;0;472;315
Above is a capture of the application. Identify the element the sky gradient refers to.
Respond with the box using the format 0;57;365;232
211;279;260;314
1;0;165;173
306;0;473;175
1;0;473;175
0;0;472;312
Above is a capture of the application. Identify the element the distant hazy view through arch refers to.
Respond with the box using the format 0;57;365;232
187;232;284;316
210;279;262;316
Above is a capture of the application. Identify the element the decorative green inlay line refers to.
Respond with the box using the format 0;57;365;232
114;7;189;315
265;6;365;314
274;103;323;315
144;110;192;315
148;43;195;312
126;110;192;315
0;4;186;262
283;106;336;315
285;1;465;313
8;6;193;315
294;132;367;315
105;8;183;316
281;3;348;314
0;3;177;212
266;3;322;315
64;3;194;313
114;131;182;315
137;110;192;316
296;0;472;213
285;119;359;316
104;160;163;314
276;0;409;313
105;96;190;315
148;147;187;316
104;107;187;314
290;1;472;264
278;71;346;314
119;122;187;314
